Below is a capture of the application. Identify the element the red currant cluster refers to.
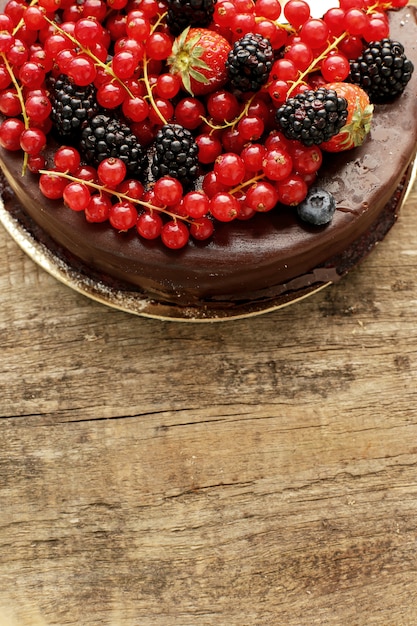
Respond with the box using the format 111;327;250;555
0;0;407;249
37;128;321;248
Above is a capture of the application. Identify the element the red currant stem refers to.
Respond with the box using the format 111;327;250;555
150;10;168;33
142;54;167;125
1;52;29;175
287;31;348;98
228;173;265;195
254;17;295;34
366;2;392;11
0;53;28;129
200;94;256;134
43;16;135;99
38;169;192;222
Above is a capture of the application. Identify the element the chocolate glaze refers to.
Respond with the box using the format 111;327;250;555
1;7;417;309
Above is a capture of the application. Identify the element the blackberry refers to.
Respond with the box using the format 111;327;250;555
350;39;414;103
151;123;198;189
275;88;348;147
49;75;99;140
80;114;147;178
166;0;216;36
226;33;274;93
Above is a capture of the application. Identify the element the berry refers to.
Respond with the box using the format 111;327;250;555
80;113;147;178
97;157;127;187
183;190;210;218
277;173;307;206
284;0;310;29
85;193;112;223
209;192;239;222
167;27;231;96
152;123;199;189
24;93;52;123
137;211;163;240
154;176;183;206
0;117;24;151
174;97;205;129
161;220;190;249
39;171;67;199
320;82;373;152
226;33;274;93
296;187;336;226
262;148;293;181
349;39;414;103
166;0;216;36
190;216;214;240
195;133;222;164
19;127;47;155
214;152;245;186
49;74;98;139
275;87;348;147
245;181;278;212
109;201;138;231
63;181;91;211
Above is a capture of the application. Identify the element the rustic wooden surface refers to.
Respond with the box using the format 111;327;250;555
2;179;417;626
2;17;417;625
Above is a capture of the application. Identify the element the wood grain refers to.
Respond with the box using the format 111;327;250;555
2;16;417;625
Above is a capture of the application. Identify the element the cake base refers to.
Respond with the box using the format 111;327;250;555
1;159;415;322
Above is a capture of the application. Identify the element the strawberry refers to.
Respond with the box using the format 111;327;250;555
167;27;232;96
320;82;374;153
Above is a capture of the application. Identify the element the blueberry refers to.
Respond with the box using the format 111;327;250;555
296;187;336;226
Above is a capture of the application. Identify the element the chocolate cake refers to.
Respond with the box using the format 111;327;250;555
0;1;417;320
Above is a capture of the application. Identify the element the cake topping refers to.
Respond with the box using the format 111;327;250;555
0;0;414;251
226;32;274;93
80;113;147;177
166;0;216;36
275;87;348;146
49;74;99;138
349;38;414;102
151;122;199;187
296;186;336;226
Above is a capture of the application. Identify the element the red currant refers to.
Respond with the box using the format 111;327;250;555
214;153;245;186
161;220;190;249
63;181;91;211
97;157;127;187
183;190;210;219
137;211;163;239
190;216;214;241
245;181;278;212
54;146;81;173
153;176;183;206
196;133;222;164
19;127;46;155
85;193;112;222
39;171;67;199
109;200;138;230
210;192;239;222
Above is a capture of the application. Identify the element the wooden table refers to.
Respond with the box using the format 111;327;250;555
3;28;417;626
